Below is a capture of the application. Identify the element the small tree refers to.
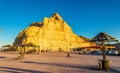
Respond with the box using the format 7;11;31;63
91;32;118;70
17;43;39;59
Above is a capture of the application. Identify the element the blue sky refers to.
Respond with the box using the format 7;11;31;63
0;0;120;47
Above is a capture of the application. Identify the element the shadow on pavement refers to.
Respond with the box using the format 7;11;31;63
0;56;6;58
0;66;51;73
22;61;120;73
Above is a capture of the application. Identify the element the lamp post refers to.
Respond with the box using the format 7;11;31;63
92;32;118;70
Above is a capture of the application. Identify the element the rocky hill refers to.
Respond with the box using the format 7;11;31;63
13;13;93;52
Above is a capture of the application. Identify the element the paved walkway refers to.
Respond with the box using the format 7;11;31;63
0;52;120;73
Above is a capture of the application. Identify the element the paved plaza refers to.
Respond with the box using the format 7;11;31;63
0;52;120;73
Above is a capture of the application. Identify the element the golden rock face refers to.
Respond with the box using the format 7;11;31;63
14;13;92;52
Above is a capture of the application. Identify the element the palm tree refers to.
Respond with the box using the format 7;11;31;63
91;32;118;70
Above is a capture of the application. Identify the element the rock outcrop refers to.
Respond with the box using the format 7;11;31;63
14;13;93;52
